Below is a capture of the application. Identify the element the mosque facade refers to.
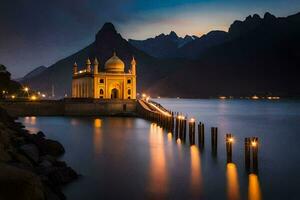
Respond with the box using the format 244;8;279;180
72;52;136;99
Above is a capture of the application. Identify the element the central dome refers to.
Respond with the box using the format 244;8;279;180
105;52;125;73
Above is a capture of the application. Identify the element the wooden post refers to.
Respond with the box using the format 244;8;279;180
244;137;251;171
226;133;233;163
182;117;187;143
198;122;205;150
251;137;259;173
211;127;218;156
189;118;196;145
175;115;179;139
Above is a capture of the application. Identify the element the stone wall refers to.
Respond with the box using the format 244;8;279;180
0;99;137;117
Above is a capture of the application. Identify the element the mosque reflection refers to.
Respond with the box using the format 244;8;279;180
93;118;103;155
226;163;240;200
248;173;262;200
148;123;168;196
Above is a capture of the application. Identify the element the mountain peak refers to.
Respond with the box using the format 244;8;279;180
97;22;117;35
169;31;178;37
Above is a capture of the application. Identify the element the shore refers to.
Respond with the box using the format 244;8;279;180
0;108;78;200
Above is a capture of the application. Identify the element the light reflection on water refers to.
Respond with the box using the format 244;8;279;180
93;118;102;155
226;163;240;200
148;123;168;196
248;174;262;200
190;145;202;197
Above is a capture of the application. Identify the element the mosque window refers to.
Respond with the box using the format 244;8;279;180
127;79;131;84
100;89;104;95
100;79;104;83
128;89;131;95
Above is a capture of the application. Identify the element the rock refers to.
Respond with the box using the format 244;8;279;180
40;139;65;157
20;144;40;164
48;167;78;185
37;131;45;138
0;163;45;200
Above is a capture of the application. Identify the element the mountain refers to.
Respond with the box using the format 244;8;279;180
17;66;47;82
175;30;229;59
128;31;197;58
147;12;300;97
21;23;189;97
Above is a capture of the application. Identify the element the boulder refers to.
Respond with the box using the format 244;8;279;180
20;144;40;164
48;166;78;185
0;163;45;200
40;139;65;157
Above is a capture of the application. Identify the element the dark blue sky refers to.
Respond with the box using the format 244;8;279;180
1;0;300;78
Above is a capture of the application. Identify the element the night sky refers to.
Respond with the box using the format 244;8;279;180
1;0;300;78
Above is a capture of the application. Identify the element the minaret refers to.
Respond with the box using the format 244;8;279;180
73;62;78;74
93;58;99;74
86;58;91;72
131;56;136;75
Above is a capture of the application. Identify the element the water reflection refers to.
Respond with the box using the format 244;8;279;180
248;174;262;200
167;132;172;142
148;123;168;196
93;118;102;155
190;145;202;197
226;163;240;200
24;116;36;125
23;116;38;133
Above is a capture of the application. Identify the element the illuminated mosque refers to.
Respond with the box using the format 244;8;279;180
72;52;136;99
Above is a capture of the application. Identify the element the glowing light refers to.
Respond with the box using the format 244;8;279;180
41;94;46;98
148;101;172;117
228;137;234;143
94;118;102;128
251;141;257;147
267;96;280;100
226;163;240;200
248;174;262;200
30;95;37;100
146;96;150;102
177;138;181;144
252;95;259;100
2;90;6;94
219;96;227;100
157;96;161;99
11;95;15;99
142;93;147;98
190;118;195;123
24;87;29;92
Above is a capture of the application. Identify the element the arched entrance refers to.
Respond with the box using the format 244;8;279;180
111;88;119;99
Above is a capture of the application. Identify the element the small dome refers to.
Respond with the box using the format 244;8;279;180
105;52;125;73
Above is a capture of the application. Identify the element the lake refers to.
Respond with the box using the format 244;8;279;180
19;99;300;200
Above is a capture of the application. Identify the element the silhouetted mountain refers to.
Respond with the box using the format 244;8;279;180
128;31;197;58
175;31;229;59
21;23;188;97
147;12;300;97
17;66;47;82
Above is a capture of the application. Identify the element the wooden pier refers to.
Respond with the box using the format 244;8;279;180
137;98;260;174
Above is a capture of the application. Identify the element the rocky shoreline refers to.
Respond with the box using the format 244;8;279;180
0;108;78;200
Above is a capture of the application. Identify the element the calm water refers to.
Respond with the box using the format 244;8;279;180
20;99;300;200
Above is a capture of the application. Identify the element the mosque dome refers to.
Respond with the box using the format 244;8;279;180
105;52;125;73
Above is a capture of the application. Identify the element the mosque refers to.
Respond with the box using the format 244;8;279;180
71;52;137;99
